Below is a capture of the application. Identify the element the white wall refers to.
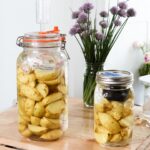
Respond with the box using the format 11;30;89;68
0;0;149;110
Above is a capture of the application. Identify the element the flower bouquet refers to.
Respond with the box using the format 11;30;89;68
70;2;136;107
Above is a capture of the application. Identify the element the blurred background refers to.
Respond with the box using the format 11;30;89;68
0;0;149;110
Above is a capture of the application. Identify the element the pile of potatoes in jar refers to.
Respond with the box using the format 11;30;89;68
17;66;68;141
94;91;134;146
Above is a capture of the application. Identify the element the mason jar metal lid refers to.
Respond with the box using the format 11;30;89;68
96;70;134;86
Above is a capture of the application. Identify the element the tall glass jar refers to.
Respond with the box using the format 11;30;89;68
94;70;134;147
16;29;68;141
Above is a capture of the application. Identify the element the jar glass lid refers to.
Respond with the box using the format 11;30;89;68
96;70;134;86
17;27;65;48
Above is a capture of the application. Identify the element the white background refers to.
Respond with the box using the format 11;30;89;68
0;0;149;110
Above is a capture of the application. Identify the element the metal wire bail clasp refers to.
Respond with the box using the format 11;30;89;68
16;36;24;47
61;34;70;60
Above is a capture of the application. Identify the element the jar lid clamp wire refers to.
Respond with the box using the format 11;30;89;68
16;36;24;47
60;34;70;60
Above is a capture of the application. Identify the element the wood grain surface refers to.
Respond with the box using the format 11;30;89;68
0;99;149;150
0;146;14;150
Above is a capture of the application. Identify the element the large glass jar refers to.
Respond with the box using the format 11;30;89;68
94;70;134;147
16;29;68;141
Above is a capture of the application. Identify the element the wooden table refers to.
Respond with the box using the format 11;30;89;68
0;99;150;150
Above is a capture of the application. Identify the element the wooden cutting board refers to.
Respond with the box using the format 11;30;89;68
0;98;149;150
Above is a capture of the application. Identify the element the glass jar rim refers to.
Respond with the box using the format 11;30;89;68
17;32;66;48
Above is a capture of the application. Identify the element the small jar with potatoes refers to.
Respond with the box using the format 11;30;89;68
94;70;134;147
16;31;68;141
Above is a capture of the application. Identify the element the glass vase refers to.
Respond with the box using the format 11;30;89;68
83;63;104;108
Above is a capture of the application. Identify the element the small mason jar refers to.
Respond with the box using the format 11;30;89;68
16;29;68;141
94;70;134;147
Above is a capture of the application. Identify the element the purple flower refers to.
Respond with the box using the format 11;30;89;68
74;22;87;30
110;6;118;15
100;11;108;17
99;21;108;28
69;27;77;36
127;8;136;17
82;2;94;13
72;11;80;19
118;2;128;9
118;9;127;17
72;23;83;34
144;53;150;63
96;33;105;40
114;20;122;26
76;28;82;34
73;23;80;28
77;12;88;23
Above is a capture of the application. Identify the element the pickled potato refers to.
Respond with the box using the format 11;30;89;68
18;124;27;132
18;73;36;85
43;77;61;86
95;132;109;144
42;92;63;106
17;67;24;75
36;83;49;98
98;113;121;134
107;101;123;120
35;69;60;81
20;114;31;123
40;117;60;129
18;98;30;122
31;116;40;126
25;99;35;116
121;128;132;140
20;85;42;101
19;116;28;125
119;115;133;127
60;76;65;85
94;96;134;145
17;67;67;140
28;124;47;136
110;134;122;143
57;85;67;94
18;97;26;115
45;112;60;119
40;129;63;140
33;102;45;118
46;100;65;115
95;98;112;113
123;98;133;117
28;81;36;88
96;126;111;134
21;129;32;137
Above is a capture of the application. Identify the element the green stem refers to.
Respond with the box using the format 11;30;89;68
83;63;103;107
74;35;84;52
